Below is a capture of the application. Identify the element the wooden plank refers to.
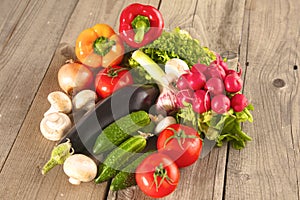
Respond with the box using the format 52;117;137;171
225;0;300;199
108;0;246;199
0;0;79;170
0;0;31;53
0;43;107;200
0;0;159;199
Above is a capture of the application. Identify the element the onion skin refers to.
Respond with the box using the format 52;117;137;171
58;62;93;95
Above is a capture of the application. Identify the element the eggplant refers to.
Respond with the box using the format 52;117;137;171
59;84;159;155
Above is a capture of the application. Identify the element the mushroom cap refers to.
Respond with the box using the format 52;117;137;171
63;154;97;185
72;90;97;111
40;112;72;141
44;91;72;116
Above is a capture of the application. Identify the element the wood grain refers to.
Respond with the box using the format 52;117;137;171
225;0;300;199
0;0;31;53
0;0;79;170
0;0;159;199
109;0;246;199
0;43;107;200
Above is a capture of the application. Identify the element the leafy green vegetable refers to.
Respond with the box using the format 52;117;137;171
125;27;216;83
176;103;254;150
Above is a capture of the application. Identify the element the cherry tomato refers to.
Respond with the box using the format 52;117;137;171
135;152;180;198
95;65;133;98
157;124;202;168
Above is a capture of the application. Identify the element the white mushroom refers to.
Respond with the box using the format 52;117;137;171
63;154;97;185
72;90;97;112
44;91;72;116
40;112;72;141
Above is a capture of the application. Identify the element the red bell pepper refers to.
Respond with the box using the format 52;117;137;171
119;3;164;48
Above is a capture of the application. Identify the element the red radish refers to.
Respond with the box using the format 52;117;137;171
224;73;243;93
205;66;226;80
176;74;190;90
226;64;242;76
176;89;194;108
212;54;229;72
230;93;248;112
205;77;225;96
176;71;206;90
210;55;228;77
226;69;237;75
192;90;211;114
191;63;208;74
211;94;230;114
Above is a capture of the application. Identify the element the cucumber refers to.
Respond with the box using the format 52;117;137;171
59;84;159;155
95;135;147;183
110;151;154;191
93;111;150;154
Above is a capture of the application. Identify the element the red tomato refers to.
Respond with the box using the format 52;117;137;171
95;66;133;98
157;124;202;168
135;152;180;198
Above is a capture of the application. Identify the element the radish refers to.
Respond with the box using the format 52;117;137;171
224;73;243;93
191;63;208;74
176;71;206;90
205;66;226;80
176;89;194;108
211;94;230;114
192;90;211;114
226;64;242;76
209;54;228;77
230;93;248;112
205;77;225;96
176;74;190;90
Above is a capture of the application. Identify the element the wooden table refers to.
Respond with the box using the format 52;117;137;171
0;0;299;199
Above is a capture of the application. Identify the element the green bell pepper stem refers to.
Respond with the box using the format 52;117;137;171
93;36;116;56
131;15;150;43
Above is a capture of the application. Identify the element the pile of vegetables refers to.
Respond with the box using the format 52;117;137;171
40;3;254;199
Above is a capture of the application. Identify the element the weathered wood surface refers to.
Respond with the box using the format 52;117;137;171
225;0;300;199
0;0;299;199
0;0;79;170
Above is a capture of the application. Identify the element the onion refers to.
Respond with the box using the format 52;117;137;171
58;62;94;95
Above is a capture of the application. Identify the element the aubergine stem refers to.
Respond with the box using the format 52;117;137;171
42;138;74;175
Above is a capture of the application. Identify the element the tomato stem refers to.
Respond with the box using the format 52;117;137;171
152;163;174;192
164;127;199;150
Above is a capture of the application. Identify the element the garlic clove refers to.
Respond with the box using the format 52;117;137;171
165;58;189;82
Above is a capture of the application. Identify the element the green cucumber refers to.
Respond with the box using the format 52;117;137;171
93;111;150;154
110;151;154;191
95;135;147;183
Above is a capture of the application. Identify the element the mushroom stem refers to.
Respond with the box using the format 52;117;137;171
42;139;74;175
69;177;81;185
